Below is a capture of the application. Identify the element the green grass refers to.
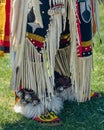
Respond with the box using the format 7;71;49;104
0;5;104;130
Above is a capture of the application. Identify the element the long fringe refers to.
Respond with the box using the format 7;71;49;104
11;0;27;49
11;39;54;100
67;0;93;102
67;0;78;97
46;1;66;86
75;56;93;102
55;46;71;77
10;0;29;90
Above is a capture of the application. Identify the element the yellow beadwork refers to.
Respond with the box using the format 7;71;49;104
82;40;92;47
26;32;45;43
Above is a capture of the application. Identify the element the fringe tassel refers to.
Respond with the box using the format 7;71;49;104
67;0;78;97
67;0;93;102
75;56;93;102
46;1;66;86
11;38;54;100
55;46;71;77
10;0;29;90
11;0;27;49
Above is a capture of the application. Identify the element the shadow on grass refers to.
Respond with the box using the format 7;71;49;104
0;93;104;130
0;116;64;130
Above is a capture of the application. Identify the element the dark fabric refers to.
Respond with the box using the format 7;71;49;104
79;1;92;42
27;1;50;37
77;0;93;57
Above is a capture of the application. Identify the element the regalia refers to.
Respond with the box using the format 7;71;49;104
0;0;104;125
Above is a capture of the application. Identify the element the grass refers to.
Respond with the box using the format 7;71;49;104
0;5;104;130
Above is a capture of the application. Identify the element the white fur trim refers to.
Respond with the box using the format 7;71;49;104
55;87;76;102
14;96;63;118
14;102;44;118
43;96;63;114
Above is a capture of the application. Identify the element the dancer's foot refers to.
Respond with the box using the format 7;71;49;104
91;92;101;99
33;111;61;126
